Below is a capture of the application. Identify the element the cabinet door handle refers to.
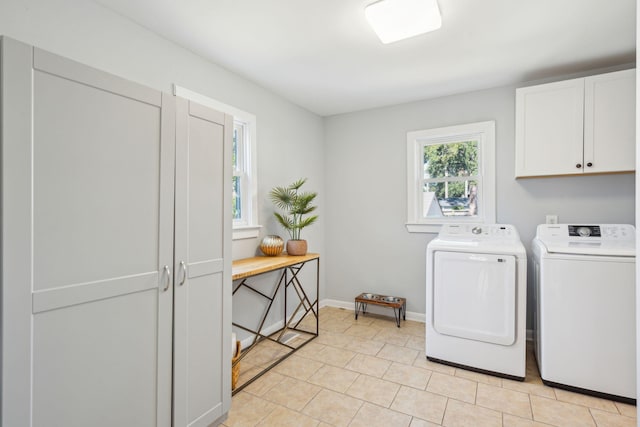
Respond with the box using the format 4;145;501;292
576;163;582;169
179;261;187;286
586;162;593;167
162;265;171;292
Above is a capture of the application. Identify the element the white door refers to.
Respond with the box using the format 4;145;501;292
173;98;232;427
515;78;585;177
584;69;636;173
432;251;516;345
2;39;175;426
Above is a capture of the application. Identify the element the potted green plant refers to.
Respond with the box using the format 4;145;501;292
269;178;318;256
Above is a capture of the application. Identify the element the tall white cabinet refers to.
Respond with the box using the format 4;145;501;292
0;37;232;427
173;98;232;427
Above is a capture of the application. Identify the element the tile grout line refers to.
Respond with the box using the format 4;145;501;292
587;406;599;427
440;397;450;426
527;387;535;424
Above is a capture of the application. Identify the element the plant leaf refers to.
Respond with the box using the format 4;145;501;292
297;216;318;229
289;177;307;190
269;186;295;210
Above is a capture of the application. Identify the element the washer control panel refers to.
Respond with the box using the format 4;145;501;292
536;224;635;256
568;225;600;237
538;224;634;241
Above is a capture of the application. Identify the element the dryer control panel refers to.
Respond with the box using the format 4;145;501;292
439;224;520;240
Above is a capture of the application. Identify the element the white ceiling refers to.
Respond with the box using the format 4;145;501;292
97;0;636;116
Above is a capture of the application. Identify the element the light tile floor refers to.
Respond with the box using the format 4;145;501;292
224;306;636;427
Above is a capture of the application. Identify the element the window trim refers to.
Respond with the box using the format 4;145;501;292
406;120;496;233
173;85;261;240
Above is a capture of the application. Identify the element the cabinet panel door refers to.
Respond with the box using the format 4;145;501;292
515;78;585;177
584;69;636;173
1;38;175;426
174;98;232;427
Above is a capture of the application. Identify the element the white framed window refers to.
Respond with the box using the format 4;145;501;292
173;85;260;240
406;120;496;233
232;120;250;225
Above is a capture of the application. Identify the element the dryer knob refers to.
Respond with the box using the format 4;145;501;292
577;227;591;237
472;226;482;235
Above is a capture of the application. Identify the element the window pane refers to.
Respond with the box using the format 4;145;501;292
232;122;245;224
232;127;238;170
232;176;241;220
422;180;478;217
423;141;478;179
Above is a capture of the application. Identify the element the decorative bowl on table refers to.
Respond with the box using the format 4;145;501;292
260;235;285;256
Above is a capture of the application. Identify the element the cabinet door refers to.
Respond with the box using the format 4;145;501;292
1;38;175;427
584;69;636;173
515;78;585;177
173;98;232;427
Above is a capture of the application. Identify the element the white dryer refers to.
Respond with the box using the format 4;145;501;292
426;224;527;380
532;224;636;403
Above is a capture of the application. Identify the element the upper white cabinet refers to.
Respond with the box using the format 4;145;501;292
515;69;636;178
584;70;636;174
0;37;231;427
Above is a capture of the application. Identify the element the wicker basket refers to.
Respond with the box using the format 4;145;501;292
231;340;241;390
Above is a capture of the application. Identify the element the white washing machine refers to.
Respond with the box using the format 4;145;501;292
532;224;636;403
426;224;527;380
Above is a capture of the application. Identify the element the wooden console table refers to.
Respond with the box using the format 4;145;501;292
231;253;319;394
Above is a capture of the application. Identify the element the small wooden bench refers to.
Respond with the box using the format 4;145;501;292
354;293;406;327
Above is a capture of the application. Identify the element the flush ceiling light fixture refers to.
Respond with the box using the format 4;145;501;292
365;0;442;44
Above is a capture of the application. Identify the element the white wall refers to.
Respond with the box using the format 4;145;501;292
324;83;635;326
0;0;326;339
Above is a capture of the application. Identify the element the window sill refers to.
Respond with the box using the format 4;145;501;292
232;225;262;240
405;223;442;234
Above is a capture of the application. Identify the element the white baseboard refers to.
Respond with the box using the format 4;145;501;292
237;320;284;350
237;306;316;350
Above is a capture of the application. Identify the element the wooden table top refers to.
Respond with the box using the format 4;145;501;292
232;253;320;280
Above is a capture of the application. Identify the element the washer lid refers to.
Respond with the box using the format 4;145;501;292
535;224;636;257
